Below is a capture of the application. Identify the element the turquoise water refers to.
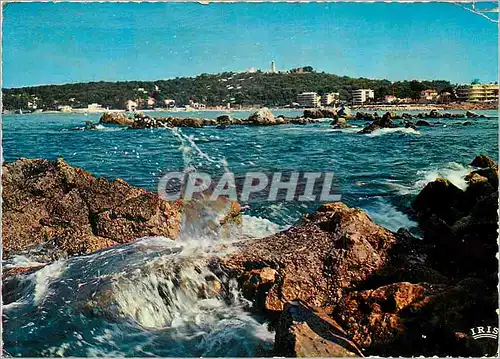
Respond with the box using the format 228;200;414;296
2;109;498;356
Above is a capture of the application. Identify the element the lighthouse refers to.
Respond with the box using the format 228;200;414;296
270;60;276;74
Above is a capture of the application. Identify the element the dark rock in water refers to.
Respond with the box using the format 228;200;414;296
358;122;380;134
337;106;351;119
2;158;184;259
465;111;479;118
462;121;473;126
216;114;233;125
219;202;397;312
412;156;498;281
381;112;397;125
355;112;375;121
428;109;440;118
412;178;467;226
248;107;276;125
321;108;338;119
415;120;431;126
304;108;338;120
403;121;416;130
470;154;497;169
274;300;362;357
130;116;215;129
99;112;134;126
359;112;396;133
216;124;229;129
302;109;321;119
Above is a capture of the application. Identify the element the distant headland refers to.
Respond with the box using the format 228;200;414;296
3;66;498;113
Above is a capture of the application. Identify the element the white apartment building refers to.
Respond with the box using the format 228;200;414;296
321;92;340;106
352;89;374;105
457;84;499;102
297;92;320;107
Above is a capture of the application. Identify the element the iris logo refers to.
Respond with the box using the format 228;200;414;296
470;326;499;340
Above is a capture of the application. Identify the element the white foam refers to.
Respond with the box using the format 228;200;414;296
3;254;45;269
364;200;417;232
415;162;469;191
365;127;420;137
33;260;67;305
241;215;285;239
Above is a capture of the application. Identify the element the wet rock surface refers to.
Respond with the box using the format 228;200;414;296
2;158;184;259
3;155;498;357
217;155;498;357
274;300;362;357
217;202;398;313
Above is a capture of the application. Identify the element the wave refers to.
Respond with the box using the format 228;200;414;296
365;127;420;137
363;199;417;232
3;236;274;357
414;162;469;191
241;214;286;239
387;162;470;197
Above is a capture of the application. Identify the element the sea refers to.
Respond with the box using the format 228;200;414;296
2;109;498;356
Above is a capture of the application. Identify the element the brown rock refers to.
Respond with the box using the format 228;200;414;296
412;178;466;226
275;300;362;357
99;112;133;126
470;154;497;169
333;282;445;350
219;202;397;312
247;108;276;125
2;158;183;259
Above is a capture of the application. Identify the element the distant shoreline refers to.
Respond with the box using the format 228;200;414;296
3;102;498;115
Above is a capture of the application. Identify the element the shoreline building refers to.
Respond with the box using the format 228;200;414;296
420;89;438;102
352;89;374;105
456;83;499;102
321;92;340;106
297;92;320;107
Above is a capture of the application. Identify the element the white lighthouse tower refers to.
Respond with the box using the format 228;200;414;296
270;60;276;74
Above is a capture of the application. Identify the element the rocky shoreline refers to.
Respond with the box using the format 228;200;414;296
79;107;493;132
2;155;498;356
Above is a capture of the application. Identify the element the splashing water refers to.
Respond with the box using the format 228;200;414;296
3;125;282;357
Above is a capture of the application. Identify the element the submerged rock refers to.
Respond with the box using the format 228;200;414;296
415;120;431;126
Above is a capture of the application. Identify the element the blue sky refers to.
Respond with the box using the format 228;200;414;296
2;2;498;88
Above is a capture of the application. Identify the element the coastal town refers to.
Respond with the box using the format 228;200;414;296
4;62;498;114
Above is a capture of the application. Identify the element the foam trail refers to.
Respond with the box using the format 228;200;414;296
415;162;469;190
365;127;420;137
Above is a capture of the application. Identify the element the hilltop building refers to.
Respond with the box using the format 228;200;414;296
270;61;277;74
352;89;374;105
321;92;340;106
456;83;499;102
297;92;320;107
